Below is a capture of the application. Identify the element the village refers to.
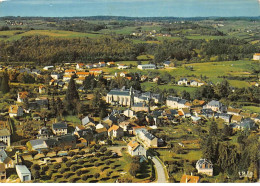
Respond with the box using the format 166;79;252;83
0;56;259;183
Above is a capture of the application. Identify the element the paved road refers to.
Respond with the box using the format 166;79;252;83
151;156;168;183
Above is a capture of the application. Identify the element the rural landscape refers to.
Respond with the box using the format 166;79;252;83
0;5;259;184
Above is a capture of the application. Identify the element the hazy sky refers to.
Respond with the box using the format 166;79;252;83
0;0;259;17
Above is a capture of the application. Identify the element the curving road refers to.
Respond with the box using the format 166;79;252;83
151;156;168;183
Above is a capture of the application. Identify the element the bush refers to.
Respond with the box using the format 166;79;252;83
105;160;110;165
100;156;106;161
81;174;88;181
69;177;77;183
101;167;105;172
46;170;54;177
100;146;107;153
53;163;61;169
9;174;18;180
104;150;112;156
68;151;76;157
89;148;95;154
79;150;85;155
62;157;68;163
89;158;95;163
70;165;78;172
31;164;40;171
94;144;101;150
66;161;72;167
95;152;101;157
41;165;49;172
78;159;84;165
63;172;72;179
72;155;79;160
59;168;66;174
94;162;99;167
94;173;100;179
76;170;82;176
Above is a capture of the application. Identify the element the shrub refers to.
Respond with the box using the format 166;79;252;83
101;167;105;172
53;163;61;169
95;152;101;157
76;144;85;150
46;170;54;177
78;159;84;165
100;146;107;153
89;148;95;153
94;162;99;167
104;150;112;157
94;144;101;150
70;165;78;172
31;164;40;171
9;174;18;180
66;161;72;167
100;156;106;161
41;165;49;172
69;177;77;183
106;171;111;177
62;157;68;163
94;173;100;179
68;151;76;157
89;158;95;163
63;172;72;179
105;160;110;165
81;174;88;181
76;170;82;176
59;168;66;174
79;150;85;155
72;155;79;160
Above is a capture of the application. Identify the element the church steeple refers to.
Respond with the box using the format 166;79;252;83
130;86;134;107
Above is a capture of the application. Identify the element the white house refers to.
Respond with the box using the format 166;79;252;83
9;105;23;118
166;96;191;109
178;78;189;86
137;64;156;70
127;140;146;156
52;122;67;136
253;53;260;60
117;64;129;69
0;129;11;150
196;159;213;176
76;63;85;70
43;66;54;70
16;165;31;182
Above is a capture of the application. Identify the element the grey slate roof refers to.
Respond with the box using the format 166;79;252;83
0;149;8;162
167;96;187;104
82;116;94;125
52;122;67;129
107;89;130;96
207;100;222;107
144;131;156;141
240;118;255;129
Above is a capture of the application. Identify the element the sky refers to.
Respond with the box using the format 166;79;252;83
0;0;259;17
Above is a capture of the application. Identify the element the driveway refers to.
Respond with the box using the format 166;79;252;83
151;156;168;183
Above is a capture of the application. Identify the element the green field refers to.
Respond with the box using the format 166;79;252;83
0;30;102;41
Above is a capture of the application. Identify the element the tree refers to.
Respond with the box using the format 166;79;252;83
129;163;140;177
53;147;61;157
64;77;79;114
31;164;41;171
223;124;233;137
29;151;38;160
76;144;85;150
81;174;88;181
100;146;107;153
68;151;76;157
94;173;100;179
62;157;68;163
41;149;49;157
0;72;10;94
31;170;40;180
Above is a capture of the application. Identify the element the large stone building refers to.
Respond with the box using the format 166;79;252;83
106;87;135;106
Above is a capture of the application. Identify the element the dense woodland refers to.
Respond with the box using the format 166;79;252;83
0;35;258;64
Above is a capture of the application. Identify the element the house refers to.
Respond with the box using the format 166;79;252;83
163;61;171;67
0;149;14;168
117;64;129;69
119;121;131;132
196;159;213;176
17;91;28;102
37;127;53;139
178;78;189;86
191;116;202;124
231;115;243;123
107;62;115;67
76;72;90;78
76;63;85;70
240;112;251;119
180;174;200;183
82;116;94;126
123;109;136;118
35;97;49;107
190;80;205;87
29;139;48;152
253;53;260;60
227;107;241;116
127;140;146;156
43;66;54;70
51;72;62;80
215;113;231;123
99;62;106;67
192;99;206;107
0;129;10;149
200;109;214;118
93;63;100;68
239;118;255;130
9;105;23;118
137;64;156;70
39;85;47;94
89;69;102;75
75;77;85;84
0;163;6;181
140;75;148;82
203;100;225;112
95;128;108;140
52;122;67;136
64;69;76;76
86;63;93;69
166;96;190;109
136;129;158;147
108;125;124;138
131;102;149;112
16;165;31;182
180;108;191;118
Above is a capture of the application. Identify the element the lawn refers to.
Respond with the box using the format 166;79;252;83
242;106;260;113
64;115;81;124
